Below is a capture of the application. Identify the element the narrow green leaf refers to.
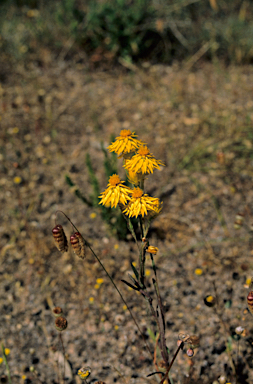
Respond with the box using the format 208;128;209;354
121;279;139;291
131;262;139;280
128;273;140;287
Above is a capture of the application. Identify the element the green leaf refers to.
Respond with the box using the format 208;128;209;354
121;279;139;291
131;262;139;280
146;327;157;342
128;273;139;287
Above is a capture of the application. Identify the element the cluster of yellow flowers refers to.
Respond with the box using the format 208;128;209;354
99;130;164;219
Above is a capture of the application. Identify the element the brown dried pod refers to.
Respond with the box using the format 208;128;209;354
53;307;63;318
94;382;106;384
70;232;86;259
52;225;68;252
187;335;200;349
178;332;190;342
55;316;68;331
247;291;253;315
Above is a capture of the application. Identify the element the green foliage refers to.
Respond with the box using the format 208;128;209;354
65;175;92;207
1;0;253;64
201;16;253;64
82;0;155;60
66;142;129;240
54;0;81;34
101;140;118;179
1;344;12;384
85;153;100;207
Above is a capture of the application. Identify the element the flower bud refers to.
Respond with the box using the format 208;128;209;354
247;291;253;315
235;326;244;335
186;348;194;357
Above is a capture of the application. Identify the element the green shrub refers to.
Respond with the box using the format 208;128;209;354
1;0;253;64
81;0;156;60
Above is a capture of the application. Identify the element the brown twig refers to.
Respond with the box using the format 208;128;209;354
160;341;184;384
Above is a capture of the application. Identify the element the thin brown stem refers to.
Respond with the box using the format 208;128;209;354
87;244;153;360
59;333;65;383
54;210;75;232
160;341;184;384
150;253;169;366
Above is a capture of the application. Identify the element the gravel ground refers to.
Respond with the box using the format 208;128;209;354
0;58;253;384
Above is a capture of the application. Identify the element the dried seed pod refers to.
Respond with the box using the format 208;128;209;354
55;316;68;331
178;332;190;342
52;225;68;252
70;232;86;259
53;307;63;318
187;335;200;349
247;291;253;315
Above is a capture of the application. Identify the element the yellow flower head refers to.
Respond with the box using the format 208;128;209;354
99;174;132;208
206;295;214;303
195;268;203;276
108;130;144;155
147;246;158;254
78;367;91;380
124;146;165;175
123;187;162;218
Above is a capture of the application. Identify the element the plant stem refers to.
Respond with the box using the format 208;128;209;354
59;333;65;383
54;212;154;364
1;344;12;384
87;243;153;358
160;342;184;384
